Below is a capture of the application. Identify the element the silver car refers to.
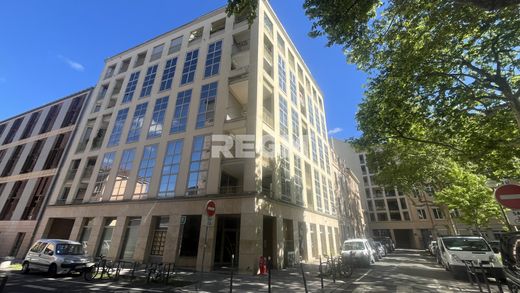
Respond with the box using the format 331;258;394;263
22;239;89;276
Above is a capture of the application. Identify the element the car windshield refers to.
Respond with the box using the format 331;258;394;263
442;238;491;252
55;244;84;255
343;242;364;250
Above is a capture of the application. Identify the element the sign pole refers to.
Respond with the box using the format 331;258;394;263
200;200;216;289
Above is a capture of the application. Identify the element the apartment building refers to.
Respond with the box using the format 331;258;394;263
333;139;506;249
35;1;340;273
0;89;91;257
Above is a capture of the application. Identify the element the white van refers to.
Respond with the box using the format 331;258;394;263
22;239;90;276
438;236;504;280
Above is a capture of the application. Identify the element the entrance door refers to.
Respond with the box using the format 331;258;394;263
393;229;414;248
214;215;240;267
263;216;276;266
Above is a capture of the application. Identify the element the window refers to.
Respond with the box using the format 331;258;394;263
3;117;23;145
158;139;183;197
134;52;146;68
97;218;117;257
277;34;285;53
0;180;27;220
181;49;199;85
21;176;52;220
39;104;62;134
188;27;203;43
210;19;226;35
310;224;318;257
319;225;327;256
291;109;300;149
278;55;287;93
314;170;322;212
150;216;169;256
280;146;291;201
120;217;141;260
318;139;325;168
119;58;130;74
289;72;298;105
104;65;116;79
187;135;210;195
91;152;115;201
159;57;178;91
196;82;218;128
43;132;71;169
279;97;289;139
111;148;135;201
107;108;129;147
79;218;94;250
0;124;6;140
264;14;273;35
375;199;386;211
179;215;201;256
2;145;24;177
168;36;183;54
140;65;158;98
150;44;164;62
148;96;169;138
170;89;192;134
322;175;329;214
134;144;158;199
126;102;148;143
310;131;317;162
432;207;444;219
21;139;45;173
122;72;140;103
294;155;303;205
20;111;41;139
62;95;85;127
417;208;427;220
204;40;222;78
377;213;388;221
307;98;314;127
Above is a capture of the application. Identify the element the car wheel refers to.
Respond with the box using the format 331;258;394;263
21;262;30;274
48;263;58;277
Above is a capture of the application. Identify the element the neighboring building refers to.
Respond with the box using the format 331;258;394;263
35;1;339;273
330;146;367;241
0;89;91;258
332;139;506;249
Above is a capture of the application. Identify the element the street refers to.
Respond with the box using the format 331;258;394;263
0;250;507;292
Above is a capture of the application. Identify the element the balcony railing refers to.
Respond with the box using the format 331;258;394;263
220;185;243;195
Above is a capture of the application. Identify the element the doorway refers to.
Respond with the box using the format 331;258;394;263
263;216;276;266
45;218;75;239
393;229;414;248
214;215;241;268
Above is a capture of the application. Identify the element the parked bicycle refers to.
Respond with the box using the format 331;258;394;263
84;255;120;281
321;255;353;279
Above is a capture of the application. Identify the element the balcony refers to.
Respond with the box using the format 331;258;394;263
220;159;244;195
230;31;250;83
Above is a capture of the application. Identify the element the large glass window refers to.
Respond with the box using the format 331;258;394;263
62;95;85;127
40;104;62;134
126;102;148;143
21;176;52;220
158;139;184;198
134;144;158;199
318;140;325;168
120;217;141;260
322;175;329;214
150;44;164;62
148;96;169;139
20;112;41;139
417;208;427;220
111;148;136;201
204;40;222;78
92;152;116;200
2;145;24;177
314;171;322;212
180;49;199;85
0;180;27;220
168;36;183;54
150;216;169;256
140;65;158;98
170;89;192;134
122;72;140;103
43;132;71;169
79;218;94;250
107;108;129;147
310;132;317;162
159;57;178;91
97;218;117;257
187;135;210;195
280;146;291;201
21;139;45;173
328;179;336;215
289;71;297;105
179;215;201;257
307;98;314;127
278;55;287;93
294;155;303;205
3;117;23;145
291;108;300;149
279;97;289;139
196;82;218;129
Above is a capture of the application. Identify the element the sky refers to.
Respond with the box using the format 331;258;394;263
0;0;367;139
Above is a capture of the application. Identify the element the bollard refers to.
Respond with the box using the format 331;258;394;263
319;256;324;290
268;257;272;293
230;254;234;293
300;259;308;293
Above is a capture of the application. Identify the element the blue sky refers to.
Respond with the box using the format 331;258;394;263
0;0;366;138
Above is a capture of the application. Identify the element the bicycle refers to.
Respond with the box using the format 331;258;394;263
320;255;353;279
84;255;120;281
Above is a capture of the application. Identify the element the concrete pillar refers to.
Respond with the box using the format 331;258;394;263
275;216;284;268
132;215;154;262
238;212;262;274
107;216;126;260
163;214;181;263
86;217;104;256
196;214;217;272
69;217;84;241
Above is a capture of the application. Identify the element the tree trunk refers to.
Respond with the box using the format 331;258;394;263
510;97;520;131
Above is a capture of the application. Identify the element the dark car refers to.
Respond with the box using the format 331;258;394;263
373;237;395;253
499;232;520;291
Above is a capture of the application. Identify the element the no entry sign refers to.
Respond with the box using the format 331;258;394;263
495;184;520;209
206;200;216;217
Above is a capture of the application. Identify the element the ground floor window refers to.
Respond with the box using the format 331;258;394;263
97;218;117;257
150;216;169;256
120;217;142;260
310;224;318;258
319;225;327;256
179;215;201;257
79;218;94;250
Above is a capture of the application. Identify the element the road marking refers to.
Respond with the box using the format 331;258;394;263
354;269;372;282
23;284;56;291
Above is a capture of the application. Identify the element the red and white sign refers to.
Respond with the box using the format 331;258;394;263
495;184;520;209
206;200;216;217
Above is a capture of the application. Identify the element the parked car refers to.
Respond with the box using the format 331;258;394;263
375;241;387;257
488;240;500;254
367;238;381;261
437;236;505;280
373;236;395;253
499;232;520;291
341;239;376;267
22;239;90;276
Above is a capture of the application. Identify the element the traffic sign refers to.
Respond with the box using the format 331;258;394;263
206;200;216;217
495;184;520;209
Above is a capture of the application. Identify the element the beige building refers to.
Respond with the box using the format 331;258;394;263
0;89;91;257
35;1;340;273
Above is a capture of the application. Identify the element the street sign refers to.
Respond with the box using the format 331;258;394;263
495;184;520;209
206;200;216;217
506;210;520;226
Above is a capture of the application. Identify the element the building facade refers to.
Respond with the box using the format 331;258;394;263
332;139;506;249
35;1;340;273
0;89;91;258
